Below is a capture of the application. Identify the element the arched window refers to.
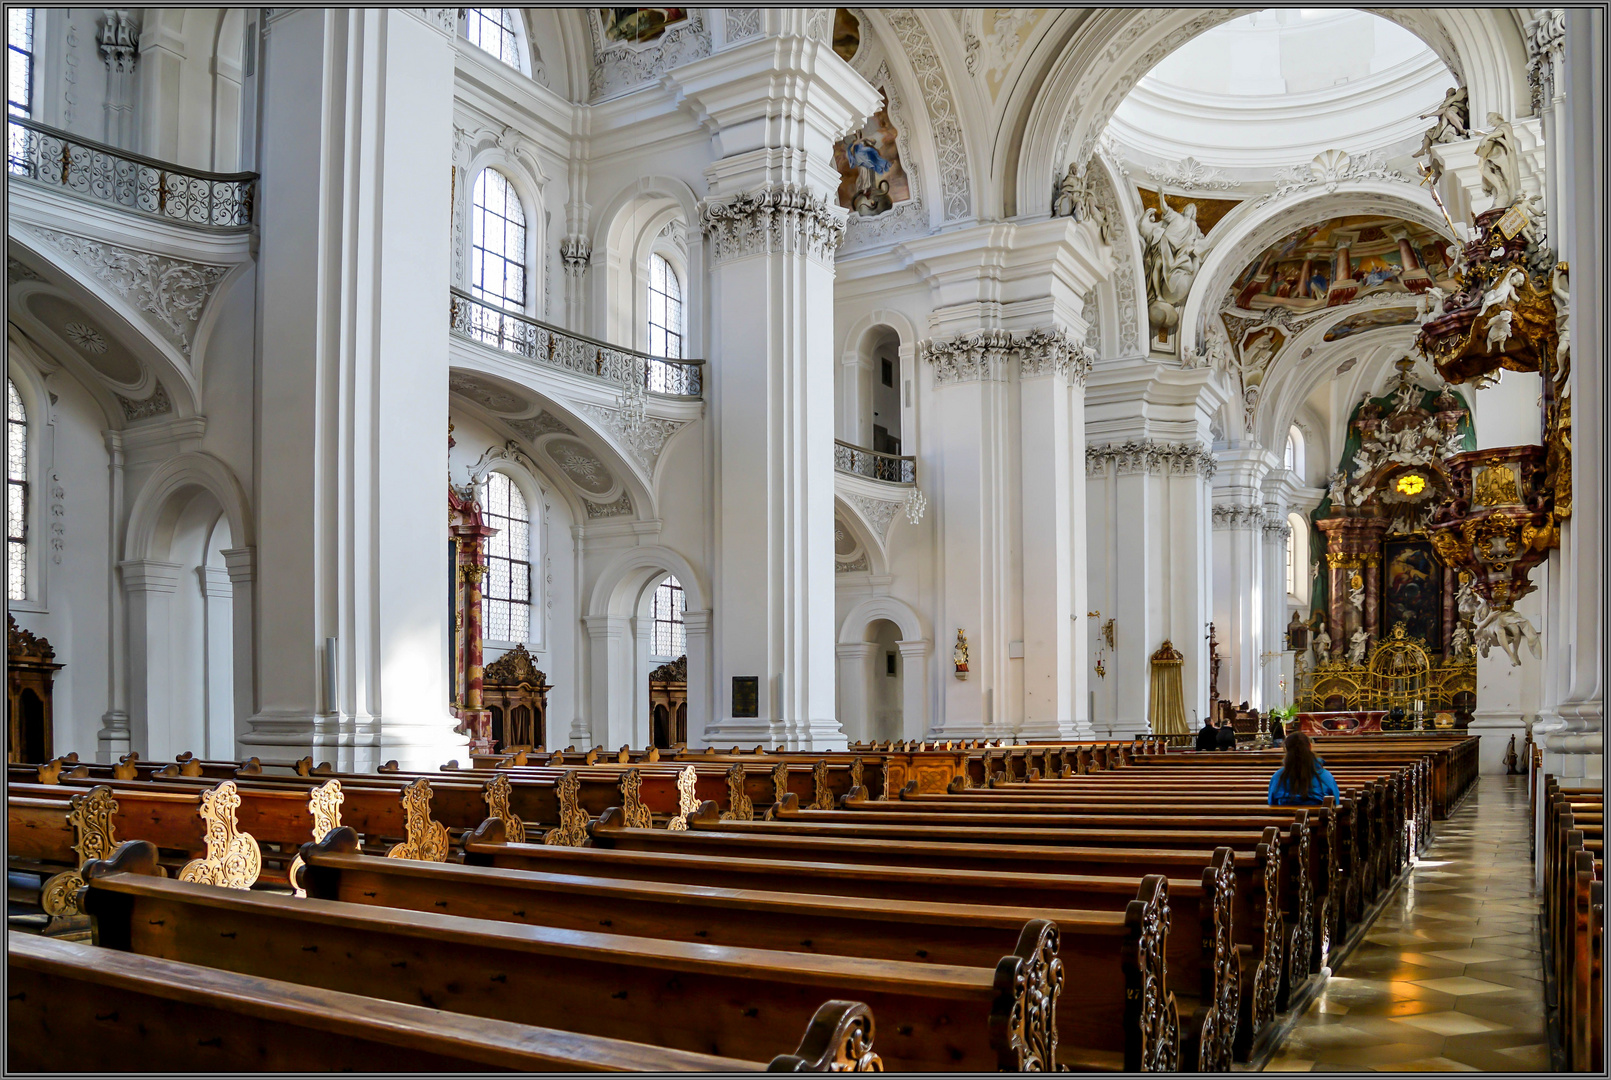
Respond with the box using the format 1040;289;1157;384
1284;424;1304;479
647;253;683;360
470;168;527;312
650;575;685;658
462;9;526;72
7;8;35;175
1285;512;1308;600
1284;435;1295;472
7;378;28;600
481;471;531;642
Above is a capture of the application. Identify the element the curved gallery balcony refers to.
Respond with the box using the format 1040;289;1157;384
450;288;704;400
834;439;916;485
7;117;255;229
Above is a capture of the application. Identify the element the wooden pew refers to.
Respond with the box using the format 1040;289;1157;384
9;933;875;1072
80;855;1094;1072
297;827;1195;1070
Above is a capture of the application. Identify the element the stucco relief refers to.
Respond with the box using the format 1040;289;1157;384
1086;440;1217;479
587;9;711;100
880;9;970;221
699;184;846;265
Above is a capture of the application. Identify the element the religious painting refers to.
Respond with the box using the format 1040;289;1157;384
732;676;759;718
599;8;687;45
832;91;909;216
1235;325;1285;387
1135;188;1240;239
1322;306;1420;341
1228;215;1458;315
1382;538;1442;650
831;8;860;61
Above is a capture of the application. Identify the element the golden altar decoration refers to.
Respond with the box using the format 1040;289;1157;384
1298;622;1475;713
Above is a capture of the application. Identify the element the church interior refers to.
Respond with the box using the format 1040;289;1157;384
4;5;1603;1072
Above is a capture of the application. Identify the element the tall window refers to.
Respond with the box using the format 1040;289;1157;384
1283;434;1296;473
651;575;685;658
8;8;35;175
1285;512;1307;600
470;168;527;312
481;471;531;642
464;9;525;72
647;253;683;360
7;379;28;601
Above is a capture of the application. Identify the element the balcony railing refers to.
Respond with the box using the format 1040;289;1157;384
835;439;916;484
449;287;703;398
7;117;255;228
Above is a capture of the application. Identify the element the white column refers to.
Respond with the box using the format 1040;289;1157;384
96;430;129;762
583;613;632;751
197;565;235;760
220;547;255;755
1212;508;1266;710
836;642;875;744
245;9;463;771
683;608;711;748
896;638;931;741
678;18;879;751
1260;504;1291;710
120;559;182;760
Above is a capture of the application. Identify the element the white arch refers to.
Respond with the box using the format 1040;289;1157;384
589;174;704;352
834;496;890;574
1178;182;1452;360
588;543;706;618
838;593;927;644
460;151;546;314
123;452;253;561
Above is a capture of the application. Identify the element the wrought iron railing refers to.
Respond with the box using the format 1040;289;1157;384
834;439;916;484
7;116;255;228
449;287;704;398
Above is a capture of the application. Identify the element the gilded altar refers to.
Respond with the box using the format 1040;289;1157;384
1298;623;1475;713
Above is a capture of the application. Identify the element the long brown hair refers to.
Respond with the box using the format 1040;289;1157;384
1277;732;1320;798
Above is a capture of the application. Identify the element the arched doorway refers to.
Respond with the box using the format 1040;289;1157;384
836;596;929;743
641;574;687;748
866;618;903;741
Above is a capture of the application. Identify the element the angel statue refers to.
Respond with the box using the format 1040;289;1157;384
1326;470;1348;507
1475;112;1522;210
1478;267;1527;320
1347;572;1365;611
1417;86;1469;158
1449;624;1473;660
1347;627;1370;667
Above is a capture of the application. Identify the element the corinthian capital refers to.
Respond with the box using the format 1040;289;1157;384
698;183;846;265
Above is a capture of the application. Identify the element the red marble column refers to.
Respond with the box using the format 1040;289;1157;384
1363;555;1381;649
451;522;497;754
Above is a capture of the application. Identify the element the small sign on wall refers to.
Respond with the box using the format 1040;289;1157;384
732;676;759;718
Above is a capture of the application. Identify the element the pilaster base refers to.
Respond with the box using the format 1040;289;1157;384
1467;712;1527;774
95;710;131;764
698;718;776;750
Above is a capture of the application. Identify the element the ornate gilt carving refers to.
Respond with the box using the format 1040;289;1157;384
1002;919;1064;1070
770;761;791;809
1138;880;1182;1072
482;774;528;844
288;780;345;897
40;786;120;917
811;759;833;810
618;768;652;830
178;781;263;889
385;779;451;862
666;765;698;830
720;763;754;821
849;756;865;795
542;769;590;846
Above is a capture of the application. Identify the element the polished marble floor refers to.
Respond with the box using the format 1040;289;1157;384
1264;774;1550;1072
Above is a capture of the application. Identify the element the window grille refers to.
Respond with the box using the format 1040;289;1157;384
481;471;531;641
651;576;685;658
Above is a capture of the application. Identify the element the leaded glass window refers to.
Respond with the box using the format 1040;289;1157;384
647;253;683;360
464;8;523;72
470;167;527;312
651;576;685;658
8;8;35;175
482;471;530;642
8;379;28;600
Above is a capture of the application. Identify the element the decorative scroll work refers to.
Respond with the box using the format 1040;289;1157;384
1525;9;1566;114
386;779;451;862
1137;879;1182;1072
1002;920;1064;1070
920;328;1093;386
288;780;344;897
771;1001;883;1072
40;786;120;917
587;10;711;100
1289;826;1315;993
619;768;653;829
723;8;761;43
1146;156;1243;191
542;769;590;846
24;227;229;357
1323;810;1340;961
1252;149;1410;210
1202;856;1240;1073
482;774;528;843
720;763;754;821
178;781;263;888
666;765;699;830
850;756;866;795
770;761;791;810
880;9;970;220
810;759;833;810
1253;849;1283;1034
1211;504;1272;530
1086;440;1217;479
700;184;846;265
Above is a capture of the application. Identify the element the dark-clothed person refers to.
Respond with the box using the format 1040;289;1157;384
1214;719;1238;751
1268;732;1341;806
1195;717;1218;751
1271;720;1286;748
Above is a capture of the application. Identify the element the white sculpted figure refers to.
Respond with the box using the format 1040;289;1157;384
1312;622;1332;666
1326;471;1348;506
1347;628;1370;666
1415;285;1449;326
1138;200;1205;345
1052;163;1087;219
1479;267;1527;320
1352;444;1378;476
1449;624;1473;660
1417;86;1470;155
1475;112;1522;210
1347;574;1365;611
1485;309;1515;354
1473;604;1542;667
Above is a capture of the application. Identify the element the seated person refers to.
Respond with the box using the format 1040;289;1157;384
1195;714;1219;752
1268;732;1342;806
1271;720;1286;748
1215;716;1238;751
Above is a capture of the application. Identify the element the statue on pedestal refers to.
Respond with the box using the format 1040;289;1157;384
1347;627;1370;666
1475;112;1521;210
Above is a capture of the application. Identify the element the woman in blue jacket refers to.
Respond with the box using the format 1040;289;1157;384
1268;732;1341;806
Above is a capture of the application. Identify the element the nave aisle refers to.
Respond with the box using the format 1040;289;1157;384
1265;776;1549;1071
